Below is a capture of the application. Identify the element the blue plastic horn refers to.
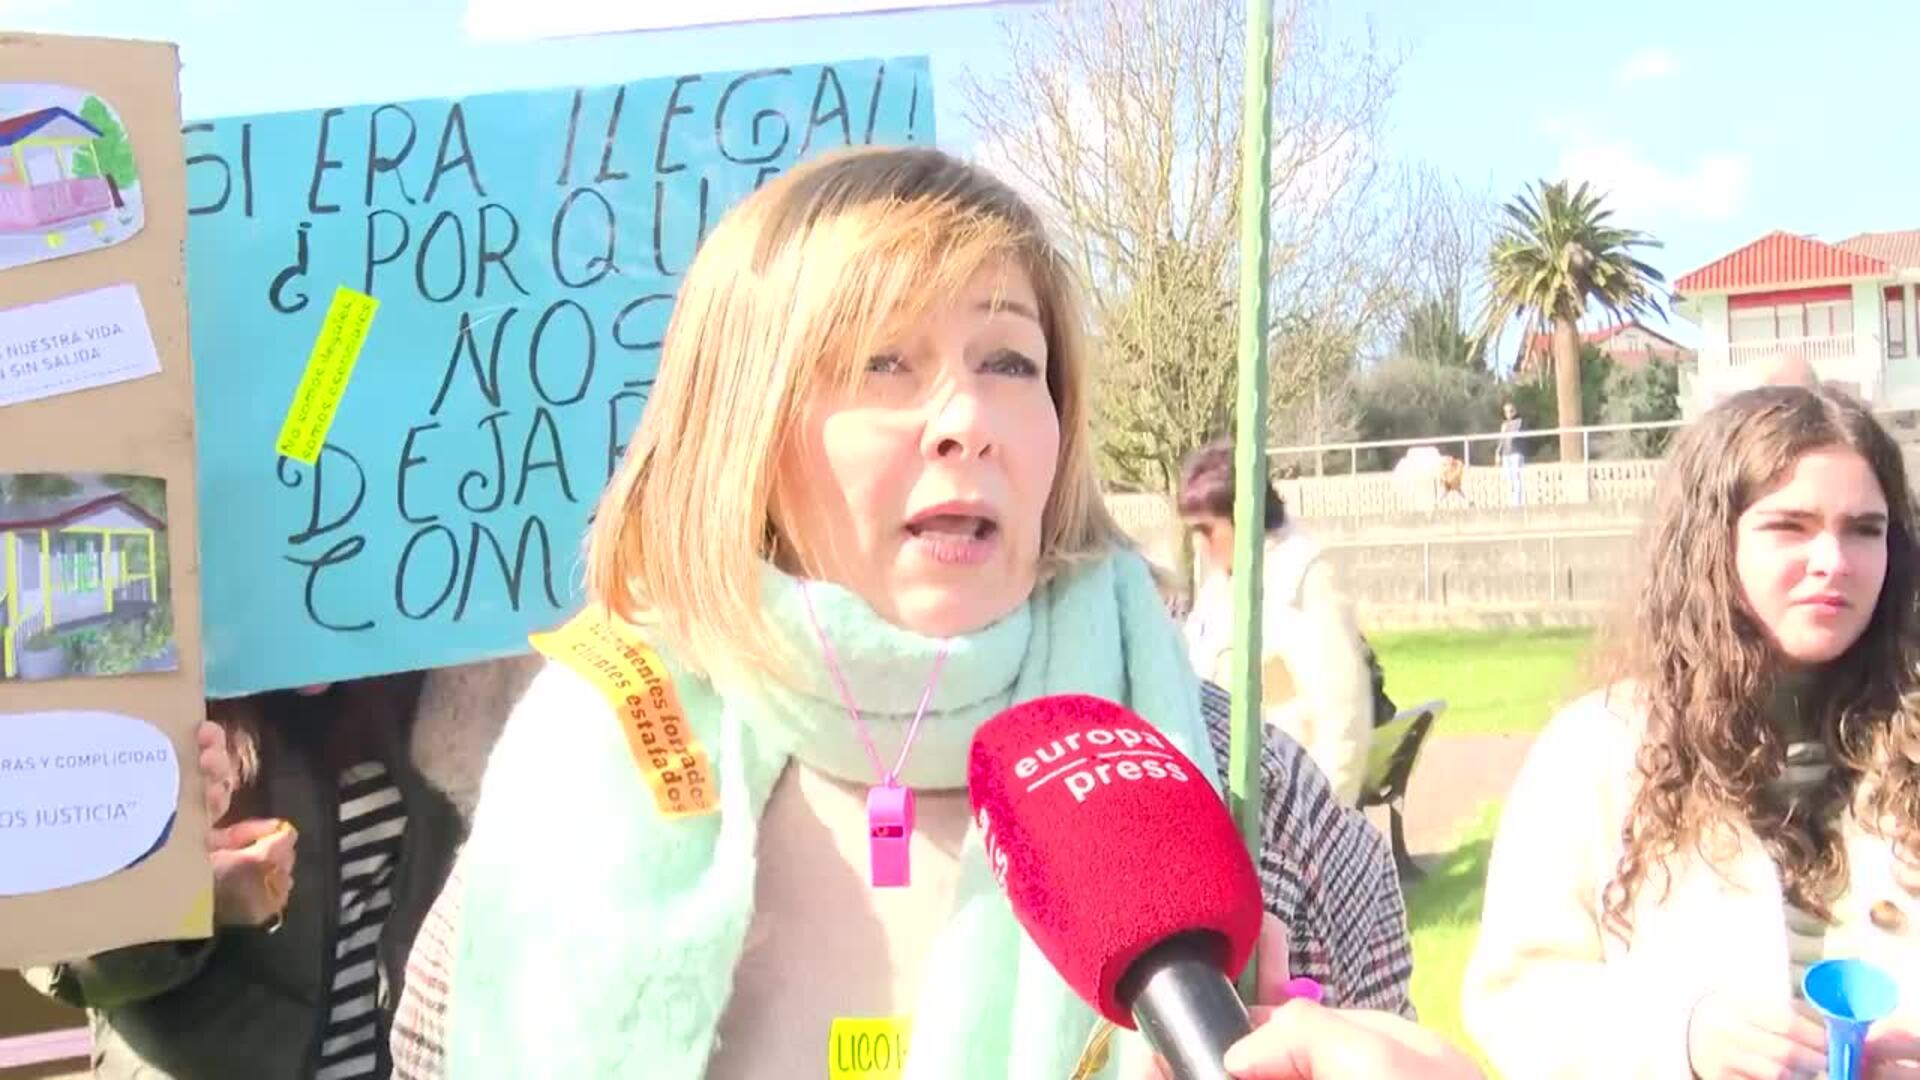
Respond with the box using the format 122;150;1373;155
1802;958;1900;1080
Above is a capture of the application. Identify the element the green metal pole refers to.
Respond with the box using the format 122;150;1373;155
1228;0;1274;1004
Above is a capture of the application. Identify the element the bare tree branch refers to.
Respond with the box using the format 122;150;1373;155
964;0;1404;497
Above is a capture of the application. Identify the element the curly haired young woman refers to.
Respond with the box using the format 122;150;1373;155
1465;385;1920;1079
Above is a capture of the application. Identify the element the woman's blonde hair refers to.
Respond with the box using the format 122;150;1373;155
585;146;1121;681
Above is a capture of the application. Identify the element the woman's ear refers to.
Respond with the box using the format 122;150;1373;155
764;515;797;572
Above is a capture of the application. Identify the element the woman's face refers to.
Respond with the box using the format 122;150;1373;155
774;258;1060;637
1186;515;1235;575
1734;447;1889;666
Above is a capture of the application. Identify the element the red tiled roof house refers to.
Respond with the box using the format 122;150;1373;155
1673;229;1920;415
1525;320;1695;372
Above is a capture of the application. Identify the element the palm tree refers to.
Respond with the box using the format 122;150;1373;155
1478;180;1666;462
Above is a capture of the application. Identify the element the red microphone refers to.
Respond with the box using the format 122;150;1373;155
968;694;1263;1080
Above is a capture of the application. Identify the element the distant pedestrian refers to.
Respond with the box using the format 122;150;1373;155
1498;401;1525;506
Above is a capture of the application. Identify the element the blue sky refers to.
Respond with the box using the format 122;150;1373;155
1341;0;1920;344
7;0;1920;349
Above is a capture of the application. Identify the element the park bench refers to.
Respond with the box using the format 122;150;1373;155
1358;698;1447;879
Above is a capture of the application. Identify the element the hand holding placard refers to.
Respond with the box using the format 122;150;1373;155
209;818;297;928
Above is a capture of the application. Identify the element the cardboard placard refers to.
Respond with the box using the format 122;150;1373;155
186;57;933;697
0;32;209;969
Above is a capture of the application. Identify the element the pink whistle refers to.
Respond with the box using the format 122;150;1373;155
867;783;914;888
1281;977;1324;1005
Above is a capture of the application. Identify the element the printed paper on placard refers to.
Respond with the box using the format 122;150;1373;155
0;83;146;274
0;471;176;682
0;284;162;407
0;710;181;897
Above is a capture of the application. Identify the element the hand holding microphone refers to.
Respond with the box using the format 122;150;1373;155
1126;914;1478;1080
969;695;1482;1080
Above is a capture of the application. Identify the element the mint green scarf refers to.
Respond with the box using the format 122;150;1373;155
446;550;1209;1077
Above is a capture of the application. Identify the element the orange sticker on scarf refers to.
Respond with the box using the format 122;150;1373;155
530;613;717;819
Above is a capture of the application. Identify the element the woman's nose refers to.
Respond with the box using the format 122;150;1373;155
922;381;994;461
1806;530;1848;577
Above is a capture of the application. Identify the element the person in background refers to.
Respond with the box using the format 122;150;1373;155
1498;400;1525;507
1764;353;1819;390
387;146;1467;1079
1464;385;1920;1079
25;675;466;1080
1177;439;1376;806
403;655;541;823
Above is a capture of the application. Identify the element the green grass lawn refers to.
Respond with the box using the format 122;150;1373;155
1403;801;1504;1074
1366;627;1595;1075
1371;627;1593;736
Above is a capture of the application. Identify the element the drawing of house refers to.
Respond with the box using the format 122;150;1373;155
0;107;114;238
0;489;164;679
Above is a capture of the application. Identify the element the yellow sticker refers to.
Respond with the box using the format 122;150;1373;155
827;1016;911;1078
174;886;213;939
530;613;718;819
275;286;380;465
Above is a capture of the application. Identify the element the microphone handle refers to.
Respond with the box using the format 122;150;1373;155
1121;932;1254;1080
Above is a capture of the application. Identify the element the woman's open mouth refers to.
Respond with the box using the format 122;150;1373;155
904;508;1000;565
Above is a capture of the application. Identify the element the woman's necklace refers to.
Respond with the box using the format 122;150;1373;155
799;583;950;888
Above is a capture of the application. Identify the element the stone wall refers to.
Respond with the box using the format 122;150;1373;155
1322;532;1634;630
1105;480;1645;630
1099;433;1920;631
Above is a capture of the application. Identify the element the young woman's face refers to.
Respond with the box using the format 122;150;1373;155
773;258;1060;637
1185;515;1236;574
1734;447;1889;666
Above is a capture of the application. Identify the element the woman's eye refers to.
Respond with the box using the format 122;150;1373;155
985;349;1041;377
866;353;905;375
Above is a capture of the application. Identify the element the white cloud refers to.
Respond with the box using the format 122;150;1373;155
1554;135;1752;224
1616;47;1678;84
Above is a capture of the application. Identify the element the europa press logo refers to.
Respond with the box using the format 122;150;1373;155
977;720;1195;888
971;701;1199;892
1014;723;1193;804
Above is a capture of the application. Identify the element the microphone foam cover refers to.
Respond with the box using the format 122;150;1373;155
968;694;1263;1026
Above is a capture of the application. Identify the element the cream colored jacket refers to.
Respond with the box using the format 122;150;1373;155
1183;524;1374;805
409;652;543;821
1464;687;1920;1079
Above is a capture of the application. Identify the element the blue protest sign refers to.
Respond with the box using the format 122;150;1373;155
187;58;933;696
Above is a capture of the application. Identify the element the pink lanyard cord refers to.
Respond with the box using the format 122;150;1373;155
799;581;949;786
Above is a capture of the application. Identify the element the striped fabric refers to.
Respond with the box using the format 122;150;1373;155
320;761;407;1080
389;681;1416;1077
1772;740;1838;986
1197;680;1417;1016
